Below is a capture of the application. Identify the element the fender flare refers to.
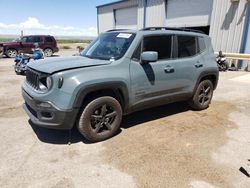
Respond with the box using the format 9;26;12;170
73;81;130;110
193;68;219;95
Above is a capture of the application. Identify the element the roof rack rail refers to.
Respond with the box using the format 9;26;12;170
141;27;204;34
107;29;129;32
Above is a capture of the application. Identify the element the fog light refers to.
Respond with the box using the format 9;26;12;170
38;102;52;108
41;112;53;118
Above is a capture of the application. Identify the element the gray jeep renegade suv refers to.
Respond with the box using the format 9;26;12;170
22;27;219;142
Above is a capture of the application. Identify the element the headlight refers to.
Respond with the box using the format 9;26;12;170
46;77;52;89
39;76;53;92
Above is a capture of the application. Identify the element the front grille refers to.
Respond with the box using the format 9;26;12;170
26;68;41;90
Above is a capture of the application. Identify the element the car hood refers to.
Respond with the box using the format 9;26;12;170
28;56;112;74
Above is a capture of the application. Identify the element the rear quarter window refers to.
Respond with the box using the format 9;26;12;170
45;37;54;43
198;37;206;53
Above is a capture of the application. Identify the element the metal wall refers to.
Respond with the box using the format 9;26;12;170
209;0;248;53
97;0;144;33
165;0;213;27
97;0;166;33
98;0;249;54
145;0;166;27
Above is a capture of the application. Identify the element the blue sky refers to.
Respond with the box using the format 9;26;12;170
0;0;114;36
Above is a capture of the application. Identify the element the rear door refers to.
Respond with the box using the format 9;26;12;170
171;35;205;93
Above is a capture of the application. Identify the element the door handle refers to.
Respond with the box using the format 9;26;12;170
195;63;203;68
164;65;175;73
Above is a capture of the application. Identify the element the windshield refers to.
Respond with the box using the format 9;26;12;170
81;32;136;60
13;38;21;42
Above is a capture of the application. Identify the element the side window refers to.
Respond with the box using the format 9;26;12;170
177;36;196;58
45;37;54;43
21;37;27;42
26;37;34;43
21;36;42;43
143;35;172;60
198;37;206;53
33;36;41;43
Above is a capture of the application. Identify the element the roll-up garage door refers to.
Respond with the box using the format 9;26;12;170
166;0;213;27
115;6;138;30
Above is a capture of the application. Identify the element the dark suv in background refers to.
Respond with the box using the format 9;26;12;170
0;35;59;58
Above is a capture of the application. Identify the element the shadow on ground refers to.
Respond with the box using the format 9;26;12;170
121;101;189;129
29;121;90;145
30;102;190;145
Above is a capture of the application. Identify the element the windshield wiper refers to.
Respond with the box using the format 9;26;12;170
84;55;95;59
84;55;110;60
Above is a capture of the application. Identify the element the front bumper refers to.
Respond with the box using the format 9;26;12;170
22;89;78;130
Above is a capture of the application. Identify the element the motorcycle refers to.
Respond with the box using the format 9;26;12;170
14;45;44;75
216;51;229;71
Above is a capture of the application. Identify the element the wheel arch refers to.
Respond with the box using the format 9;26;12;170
4;47;19;58
73;81;129;113
43;47;53;51
194;69;219;94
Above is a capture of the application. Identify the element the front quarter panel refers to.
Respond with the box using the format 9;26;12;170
22;76;73;111
58;60;131;109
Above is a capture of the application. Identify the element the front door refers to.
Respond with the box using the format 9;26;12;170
21;36;41;53
130;35;184;107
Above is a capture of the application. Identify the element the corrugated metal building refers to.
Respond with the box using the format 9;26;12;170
97;0;250;54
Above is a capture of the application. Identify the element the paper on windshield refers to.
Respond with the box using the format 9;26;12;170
117;33;132;39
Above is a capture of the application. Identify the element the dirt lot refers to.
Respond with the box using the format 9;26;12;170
0;50;250;188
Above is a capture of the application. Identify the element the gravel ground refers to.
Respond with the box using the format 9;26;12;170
0;50;250;188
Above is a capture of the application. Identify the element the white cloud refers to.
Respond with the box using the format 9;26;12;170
0;17;97;36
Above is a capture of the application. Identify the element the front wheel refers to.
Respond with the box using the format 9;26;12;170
6;49;17;58
77;96;122;142
14;62;22;75
188;80;214;110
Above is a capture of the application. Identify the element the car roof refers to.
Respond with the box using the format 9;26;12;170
107;27;208;37
21;35;54;37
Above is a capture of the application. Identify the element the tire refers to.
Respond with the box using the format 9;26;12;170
77;96;122;142
14;62;21;75
43;48;53;57
14;62;25;75
0;50;3;58
6;49;17;58
188;80;214;110
222;63;229;71
218;62;229;71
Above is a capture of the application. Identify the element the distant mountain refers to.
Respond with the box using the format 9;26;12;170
0;34;95;40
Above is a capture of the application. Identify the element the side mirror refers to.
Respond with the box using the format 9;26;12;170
141;51;158;64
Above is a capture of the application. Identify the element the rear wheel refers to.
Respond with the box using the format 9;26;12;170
188;80;213;110
77;96;122;142
6;49;17;58
221;63;229;71
43;48;53;57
